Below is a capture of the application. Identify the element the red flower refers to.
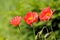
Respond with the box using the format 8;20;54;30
10;16;21;26
39;7;53;21
24;12;38;25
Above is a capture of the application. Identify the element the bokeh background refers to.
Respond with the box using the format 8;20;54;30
0;0;60;40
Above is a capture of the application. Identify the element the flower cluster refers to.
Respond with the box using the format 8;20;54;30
10;7;54;26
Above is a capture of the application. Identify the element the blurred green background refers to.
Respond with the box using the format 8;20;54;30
0;0;60;40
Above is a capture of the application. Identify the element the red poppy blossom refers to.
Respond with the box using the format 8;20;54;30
39;7;53;21
10;16;21;26
24;12;38;25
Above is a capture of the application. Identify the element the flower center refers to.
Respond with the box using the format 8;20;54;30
46;13;50;17
28;17;33;20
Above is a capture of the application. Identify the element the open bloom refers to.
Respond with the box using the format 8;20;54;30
10;16;21;26
24;12;38;25
39;7;53;21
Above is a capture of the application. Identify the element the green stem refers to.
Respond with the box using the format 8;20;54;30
51;26;53;32
18;25;22;34
33;27;35;40
44;26;49;33
51;26;56;40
